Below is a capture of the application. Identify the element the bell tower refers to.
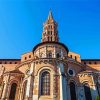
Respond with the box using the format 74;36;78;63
42;11;59;42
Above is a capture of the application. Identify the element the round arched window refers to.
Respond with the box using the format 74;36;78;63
68;68;75;76
40;71;50;95
56;53;61;58
9;83;17;100
69;70;74;75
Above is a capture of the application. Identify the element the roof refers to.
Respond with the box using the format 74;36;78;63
32;42;69;53
48;10;53;20
0;59;21;61
5;69;23;74
81;59;100;61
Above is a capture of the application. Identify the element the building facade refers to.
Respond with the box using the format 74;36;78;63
0;11;100;100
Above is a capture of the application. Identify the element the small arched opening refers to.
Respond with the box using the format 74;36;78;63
47;52;52;58
83;83;92;100
56;53;60;58
9;83;17;100
69;81;77;100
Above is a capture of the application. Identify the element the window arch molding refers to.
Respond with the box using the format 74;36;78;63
36;66;54;76
9;79;18;86
37;66;55;97
68;80;77;85
9;79;18;92
80;79;91;84
9;80;18;100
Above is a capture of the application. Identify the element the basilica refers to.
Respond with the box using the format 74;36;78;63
0;11;100;100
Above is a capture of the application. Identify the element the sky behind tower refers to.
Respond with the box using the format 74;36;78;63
0;0;100;59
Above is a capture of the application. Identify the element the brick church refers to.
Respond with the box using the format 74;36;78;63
0;11;100;100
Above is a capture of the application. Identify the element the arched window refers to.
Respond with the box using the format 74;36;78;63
41;71;50;95
9;83;17;100
23;81;27;100
70;82;76;100
48;37;49;41
75;56;77;61
70;55;72;58
51;37;52;41
47;52;52;58
56;53;60;58
84;83;92;100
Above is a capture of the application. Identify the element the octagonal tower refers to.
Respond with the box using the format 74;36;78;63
42;10;59;42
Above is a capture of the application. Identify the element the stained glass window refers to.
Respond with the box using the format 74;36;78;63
41;71;50;95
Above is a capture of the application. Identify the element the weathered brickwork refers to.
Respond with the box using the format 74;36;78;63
0;11;99;100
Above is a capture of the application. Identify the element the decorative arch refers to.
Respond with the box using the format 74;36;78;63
9;79;18;85
69;81;77;100
83;83;92;100
36;66;54;76
37;66;55;97
80;79;91;84
8;79;19;100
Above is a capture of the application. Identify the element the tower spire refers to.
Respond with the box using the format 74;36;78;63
41;11;59;42
48;10;53;20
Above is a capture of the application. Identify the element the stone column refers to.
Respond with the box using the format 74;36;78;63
20;86;23;100
60;73;68;100
60;49;63;58
63;75;68;100
91;75;99;100
1;82;8;100
58;63;68;100
0;83;4;99
77;86;85;100
54;46;56;58
90;84;99;100
32;62;38;100
1;75;9;100
5;83;11;100
19;77;24;100
25;63;34;100
45;46;47;58
29;75;33;100
67;82;71;100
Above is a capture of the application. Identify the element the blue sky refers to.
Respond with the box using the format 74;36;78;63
0;0;100;59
